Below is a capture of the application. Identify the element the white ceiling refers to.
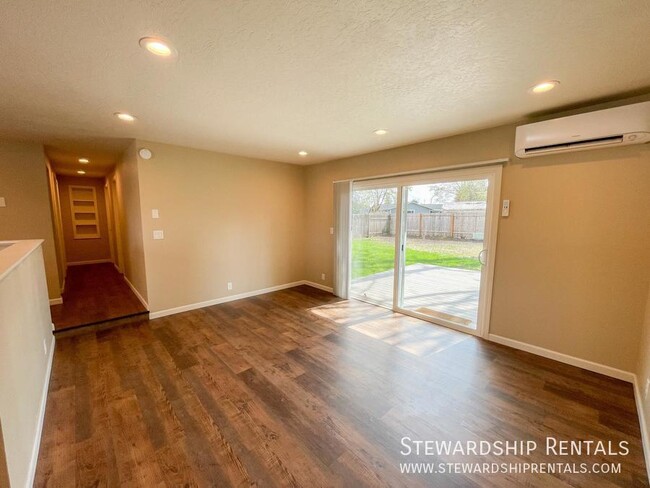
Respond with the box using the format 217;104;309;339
1;0;649;173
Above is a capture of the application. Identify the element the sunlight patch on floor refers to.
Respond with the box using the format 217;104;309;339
309;299;471;357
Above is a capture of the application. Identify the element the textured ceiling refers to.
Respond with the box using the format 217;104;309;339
1;0;650;173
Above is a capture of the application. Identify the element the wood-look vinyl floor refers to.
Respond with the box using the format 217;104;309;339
36;285;648;487
51;263;148;331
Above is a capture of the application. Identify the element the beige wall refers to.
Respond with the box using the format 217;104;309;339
0;141;61;300
0;242;54;487
491;143;649;372
637;285;650;462
303;123;650;373
111;142;148;303
57;175;112;264
135;140;306;313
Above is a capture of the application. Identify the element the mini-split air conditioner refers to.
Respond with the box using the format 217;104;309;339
515;101;650;158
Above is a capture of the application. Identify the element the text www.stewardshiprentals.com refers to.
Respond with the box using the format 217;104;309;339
399;462;622;475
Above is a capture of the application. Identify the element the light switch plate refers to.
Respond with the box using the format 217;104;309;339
152;209;159;219
501;199;510;217
330;227;334;235
153;230;164;240
0;197;5;207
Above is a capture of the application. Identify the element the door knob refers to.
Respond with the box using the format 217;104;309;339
478;249;487;266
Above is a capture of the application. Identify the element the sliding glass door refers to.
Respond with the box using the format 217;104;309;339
349;166;501;336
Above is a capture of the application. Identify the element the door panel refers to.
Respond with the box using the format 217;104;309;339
398;179;488;330
350;186;398;307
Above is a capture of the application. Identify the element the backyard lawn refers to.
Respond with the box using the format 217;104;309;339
352;238;481;278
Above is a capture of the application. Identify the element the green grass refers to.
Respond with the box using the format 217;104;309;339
352;238;481;279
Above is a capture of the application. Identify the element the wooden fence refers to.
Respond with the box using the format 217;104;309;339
352;211;485;240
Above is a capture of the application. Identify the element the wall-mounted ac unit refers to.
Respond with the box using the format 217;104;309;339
515;101;650;158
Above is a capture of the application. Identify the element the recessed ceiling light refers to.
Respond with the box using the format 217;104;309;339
77;170;86;175
530;80;560;94
114;112;136;122
78;158;89;163
374;129;388;135
298;151;308;157
139;37;175;57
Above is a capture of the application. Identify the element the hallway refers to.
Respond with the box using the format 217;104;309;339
50;263;148;332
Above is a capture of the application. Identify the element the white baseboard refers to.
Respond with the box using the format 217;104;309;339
48;297;62;306
633;375;650;482
26;333;55;488
66;259;112;266
148;280;332;320
488;334;649;476
302;280;334;293
123;276;149;311
488;334;635;383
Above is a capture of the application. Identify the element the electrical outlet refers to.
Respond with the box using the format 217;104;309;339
0;197;6;207
43;339;47;355
227;282;233;291
153;230;164;240
329;227;334;235
321;273;326;281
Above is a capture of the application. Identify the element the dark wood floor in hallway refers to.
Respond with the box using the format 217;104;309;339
36;286;648;487
51;263;148;331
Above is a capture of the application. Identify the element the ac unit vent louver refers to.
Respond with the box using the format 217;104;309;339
524;135;624;155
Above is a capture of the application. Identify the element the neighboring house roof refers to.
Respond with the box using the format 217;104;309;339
442;201;487;211
378;202;443;213
419;203;444;211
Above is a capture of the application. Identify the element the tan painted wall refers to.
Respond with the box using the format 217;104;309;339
0;141;61;300
491;143;649;372
637;286;650;461
111;142;148;303
0;242;54;487
135;140;306;313
303;124;650;373
57;175;112;264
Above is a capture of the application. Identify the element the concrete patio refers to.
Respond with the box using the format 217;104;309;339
350;263;481;328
